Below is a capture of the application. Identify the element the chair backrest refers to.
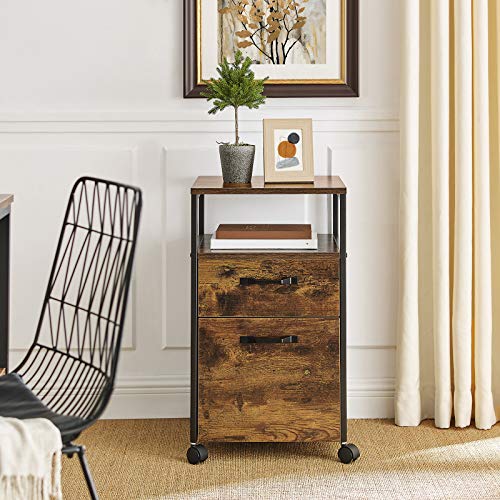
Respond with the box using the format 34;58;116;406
15;177;142;423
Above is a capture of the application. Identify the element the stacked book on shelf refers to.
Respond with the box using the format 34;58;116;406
210;224;318;250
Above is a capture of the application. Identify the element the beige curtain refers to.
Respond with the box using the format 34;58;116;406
396;0;500;429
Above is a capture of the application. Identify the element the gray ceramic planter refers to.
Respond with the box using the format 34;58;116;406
219;144;255;185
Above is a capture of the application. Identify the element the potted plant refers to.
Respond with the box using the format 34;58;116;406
202;50;268;185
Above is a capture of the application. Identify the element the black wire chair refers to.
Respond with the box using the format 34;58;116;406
0;177;142;499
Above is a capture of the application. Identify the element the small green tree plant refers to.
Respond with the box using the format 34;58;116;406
202;51;268;146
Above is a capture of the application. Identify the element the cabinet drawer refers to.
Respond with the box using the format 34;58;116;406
198;318;340;442
198;254;339;317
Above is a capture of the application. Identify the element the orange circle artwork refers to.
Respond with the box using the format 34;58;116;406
278;141;297;158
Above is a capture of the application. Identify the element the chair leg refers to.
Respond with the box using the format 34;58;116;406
77;446;99;500
63;444;99;500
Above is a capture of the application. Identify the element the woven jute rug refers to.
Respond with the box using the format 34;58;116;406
61;418;500;500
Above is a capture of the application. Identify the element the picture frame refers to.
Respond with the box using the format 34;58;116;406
263;119;314;183
184;0;359;98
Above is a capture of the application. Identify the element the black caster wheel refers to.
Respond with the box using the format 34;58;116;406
187;444;208;465
338;443;360;464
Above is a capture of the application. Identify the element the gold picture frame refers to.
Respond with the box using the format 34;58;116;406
197;0;347;86
263;119;314;184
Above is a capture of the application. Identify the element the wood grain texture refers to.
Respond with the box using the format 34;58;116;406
198;254;339;317
191;176;346;195
215;224;312;240
198;318;340;442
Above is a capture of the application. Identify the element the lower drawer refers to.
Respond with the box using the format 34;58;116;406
198;318;340;442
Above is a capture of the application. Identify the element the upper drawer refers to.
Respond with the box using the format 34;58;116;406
198;253;339;317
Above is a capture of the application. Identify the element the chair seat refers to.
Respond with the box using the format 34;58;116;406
0;373;86;441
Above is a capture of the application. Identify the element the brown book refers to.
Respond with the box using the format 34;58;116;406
215;224;312;240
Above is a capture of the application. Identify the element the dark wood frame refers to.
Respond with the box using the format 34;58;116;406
184;0;359;98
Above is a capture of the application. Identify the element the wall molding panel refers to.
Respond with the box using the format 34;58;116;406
1;146;139;352
2;135;400;419
1;0;401;420
0;107;398;122
160;147;191;350
0;109;399;134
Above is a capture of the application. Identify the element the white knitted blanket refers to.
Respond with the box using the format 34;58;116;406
0;417;62;500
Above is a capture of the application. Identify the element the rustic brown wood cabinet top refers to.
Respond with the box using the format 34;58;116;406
186;176;360;465
191;175;346;195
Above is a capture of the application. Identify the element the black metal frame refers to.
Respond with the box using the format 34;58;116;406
62;443;99;499
190;194;199;444
0;206;10;372
337;194;348;444
4;177;142;499
189;191;349;449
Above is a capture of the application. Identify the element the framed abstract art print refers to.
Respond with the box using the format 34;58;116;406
263;119;314;183
184;0;359;98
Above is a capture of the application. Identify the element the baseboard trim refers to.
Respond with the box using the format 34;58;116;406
103;376;395;419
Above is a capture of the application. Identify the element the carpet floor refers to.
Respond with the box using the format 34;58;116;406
61;419;500;500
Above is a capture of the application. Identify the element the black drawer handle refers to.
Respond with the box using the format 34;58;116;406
240;335;299;344
239;276;298;286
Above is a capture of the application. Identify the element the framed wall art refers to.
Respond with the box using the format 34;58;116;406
263;119;314;183
184;0;359;98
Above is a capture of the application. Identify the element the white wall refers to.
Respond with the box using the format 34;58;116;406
0;0;400;419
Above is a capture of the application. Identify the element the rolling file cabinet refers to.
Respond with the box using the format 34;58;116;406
187;176;360;464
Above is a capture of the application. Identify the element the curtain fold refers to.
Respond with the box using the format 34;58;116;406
396;0;499;430
396;0;421;427
473;0;496;430
453;0;473;428
430;0;451;428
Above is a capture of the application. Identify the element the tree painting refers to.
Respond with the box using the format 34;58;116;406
218;0;326;65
